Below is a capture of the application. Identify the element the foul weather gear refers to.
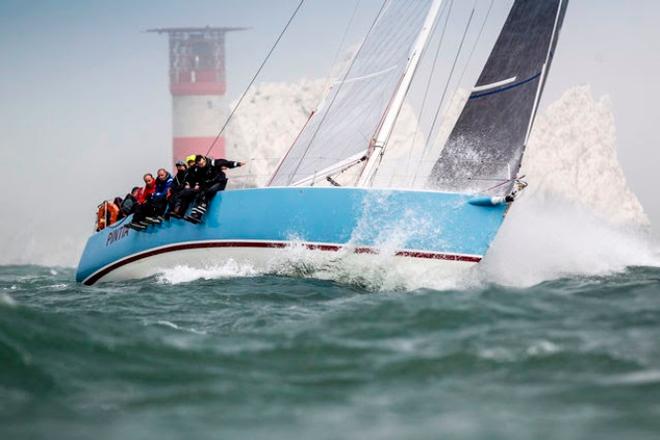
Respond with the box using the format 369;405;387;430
120;193;138;217
153;172;173;201
186;157;241;220
136;182;156;204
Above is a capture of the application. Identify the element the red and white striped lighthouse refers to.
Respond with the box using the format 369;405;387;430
149;27;244;163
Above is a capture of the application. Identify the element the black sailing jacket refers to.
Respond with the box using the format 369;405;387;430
185;158;241;188
171;169;188;192
120;194;138;216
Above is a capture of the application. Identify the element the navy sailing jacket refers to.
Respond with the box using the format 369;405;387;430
152;173;174;200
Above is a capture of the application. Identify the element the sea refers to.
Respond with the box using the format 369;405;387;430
2;198;660;440
2;93;659;438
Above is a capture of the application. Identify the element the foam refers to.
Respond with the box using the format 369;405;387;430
0;292;17;307
156;260;259;285
153;320;206;335
479;194;659;287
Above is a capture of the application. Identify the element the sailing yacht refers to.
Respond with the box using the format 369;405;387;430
76;0;569;285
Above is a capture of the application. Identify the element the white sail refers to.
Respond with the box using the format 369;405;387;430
269;0;434;187
357;0;444;186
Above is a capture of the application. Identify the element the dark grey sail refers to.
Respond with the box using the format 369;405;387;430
427;0;568;195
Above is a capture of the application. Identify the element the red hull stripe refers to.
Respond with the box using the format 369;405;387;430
84;241;482;285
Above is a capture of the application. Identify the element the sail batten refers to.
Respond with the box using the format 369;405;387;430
472;76;517;93
427;0;569;195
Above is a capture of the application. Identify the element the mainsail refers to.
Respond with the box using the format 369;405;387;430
427;0;569;195
270;0;434;187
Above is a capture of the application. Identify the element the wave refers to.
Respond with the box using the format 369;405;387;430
156;260;259;285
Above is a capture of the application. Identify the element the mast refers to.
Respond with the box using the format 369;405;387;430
357;0;444;187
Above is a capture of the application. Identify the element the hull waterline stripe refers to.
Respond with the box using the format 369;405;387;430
83;241;482;285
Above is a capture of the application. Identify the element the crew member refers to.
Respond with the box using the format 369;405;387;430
149;168;173;220
120;187;141;218
129;173;157;230
113;197;125;220
136;173;156;204
165;161;188;219
169;158;198;219
187;155;244;222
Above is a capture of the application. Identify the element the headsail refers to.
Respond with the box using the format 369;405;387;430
270;0;434;187
427;0;569;195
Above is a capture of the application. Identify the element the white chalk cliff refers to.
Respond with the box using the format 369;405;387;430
229;80;647;225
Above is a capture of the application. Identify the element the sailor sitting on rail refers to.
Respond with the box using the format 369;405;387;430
171;155;244;223
164;160;189;220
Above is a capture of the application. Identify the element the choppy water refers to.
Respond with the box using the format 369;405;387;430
2;264;660;440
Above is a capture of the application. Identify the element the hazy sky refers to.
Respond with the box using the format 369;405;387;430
1;0;659;264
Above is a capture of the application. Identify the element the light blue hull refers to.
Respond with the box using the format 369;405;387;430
76;187;508;285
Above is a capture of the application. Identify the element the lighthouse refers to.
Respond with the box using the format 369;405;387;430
149;27;244;163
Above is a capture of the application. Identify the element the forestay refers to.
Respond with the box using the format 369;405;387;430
270;0;433;187
427;0;569;195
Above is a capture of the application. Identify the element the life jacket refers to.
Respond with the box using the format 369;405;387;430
136;182;156;204
96;201;120;231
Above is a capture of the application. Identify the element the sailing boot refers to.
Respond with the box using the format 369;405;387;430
191;202;208;215
169;206;184;219
128;222;147;231
184;211;203;224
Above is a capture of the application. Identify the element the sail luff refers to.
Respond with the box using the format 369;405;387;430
357;0;444;187
514;0;568;189
522;0;566;148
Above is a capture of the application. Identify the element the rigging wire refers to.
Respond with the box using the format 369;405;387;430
424;7;475;150
362;1;454;188
285;0;390;185
277;0;362;187
410;0;494;186
204;0;306;157
402;0;453;185
455;0;495;88
411;5;476;186
321;0;363;97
